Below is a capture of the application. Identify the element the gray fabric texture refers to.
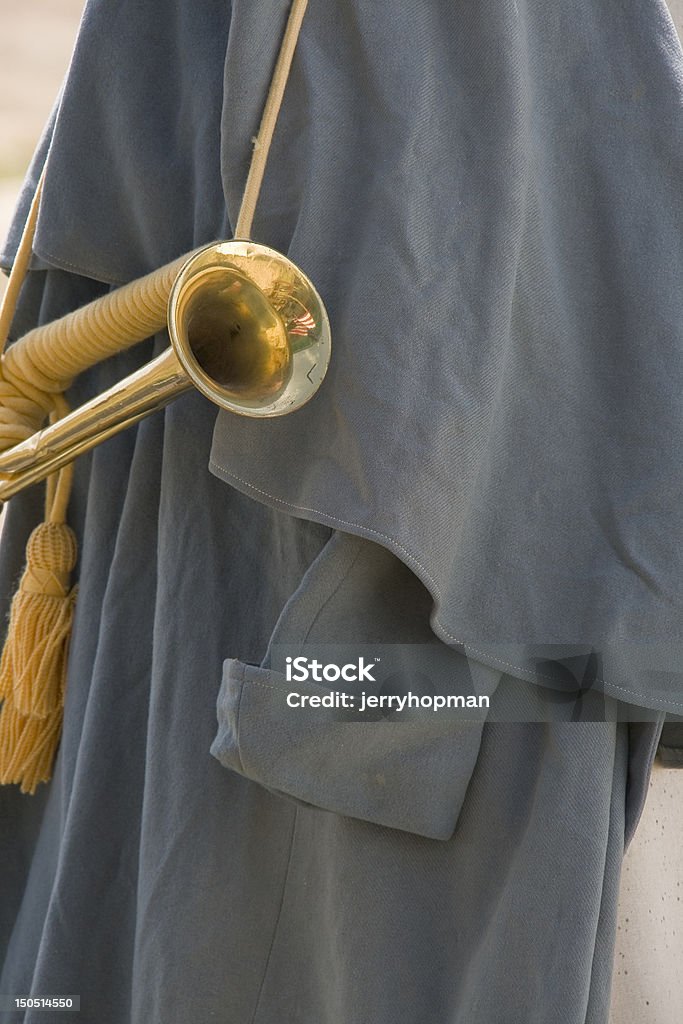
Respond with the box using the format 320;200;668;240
0;0;678;1020
657;720;683;765
0;269;662;1018
0;268;664;1023
3;0;683;709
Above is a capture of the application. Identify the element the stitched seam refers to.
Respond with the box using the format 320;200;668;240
233;661;248;776
266;533;364;652
242;673;277;692
248;808;300;1024
209;461;442;587
301;537;365;643
209;461;683;710
33;244;129;286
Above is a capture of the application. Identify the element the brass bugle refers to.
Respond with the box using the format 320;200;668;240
0;241;331;501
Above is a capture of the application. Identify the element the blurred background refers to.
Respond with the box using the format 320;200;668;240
0;2;682;1022
0;0;84;243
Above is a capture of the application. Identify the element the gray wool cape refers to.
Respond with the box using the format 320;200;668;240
0;1;682;1022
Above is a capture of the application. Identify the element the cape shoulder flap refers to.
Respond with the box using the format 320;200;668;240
3;0;683;710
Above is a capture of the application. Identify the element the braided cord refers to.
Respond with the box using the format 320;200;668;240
0;0;309;450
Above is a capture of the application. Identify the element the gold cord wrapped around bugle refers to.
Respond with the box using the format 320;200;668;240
0;240;331;502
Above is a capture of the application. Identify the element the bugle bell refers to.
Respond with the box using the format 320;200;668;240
0;240;331;500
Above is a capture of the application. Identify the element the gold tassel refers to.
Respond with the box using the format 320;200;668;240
0;181;78;794
0;522;77;708
0;429;77;794
0;520;77;794
0;702;65;794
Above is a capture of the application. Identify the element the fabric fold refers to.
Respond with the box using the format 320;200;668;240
2;0;681;705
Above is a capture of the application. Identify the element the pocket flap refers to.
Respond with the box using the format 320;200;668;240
211;658;488;840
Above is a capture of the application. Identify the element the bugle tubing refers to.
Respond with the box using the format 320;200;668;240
0;241;331;501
